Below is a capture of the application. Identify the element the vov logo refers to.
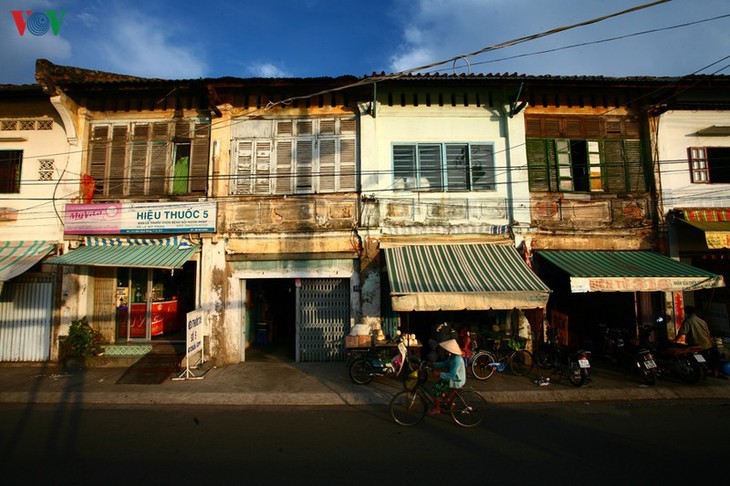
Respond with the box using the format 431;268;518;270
11;10;66;36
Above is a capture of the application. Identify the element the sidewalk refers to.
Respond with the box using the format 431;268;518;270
1;359;728;406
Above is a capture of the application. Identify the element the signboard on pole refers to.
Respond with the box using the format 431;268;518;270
173;308;206;381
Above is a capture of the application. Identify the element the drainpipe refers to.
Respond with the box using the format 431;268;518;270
500;104;515;228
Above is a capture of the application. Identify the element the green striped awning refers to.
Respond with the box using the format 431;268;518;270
384;244;550;311
537;250;725;293
0;240;54;282
46;237;198;269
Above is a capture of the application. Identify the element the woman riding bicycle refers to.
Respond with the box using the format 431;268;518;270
429;338;466;416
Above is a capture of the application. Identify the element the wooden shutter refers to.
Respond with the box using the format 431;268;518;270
275;140;293;194
295;139;313;193
602;139;627;193
320;119;336;135
128;124;149;196
339;138;356;191
108;126;128;197
254;140;271;194
625;139;646;193
190;122;210;194
319;138;336;192
88;125;109;196
340;118;356;134
235;140;253;194
526;139;551;192
147;122;169;195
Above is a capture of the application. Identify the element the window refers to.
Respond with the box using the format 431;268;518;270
232;118;356;195
87;120;209;198
689;147;730;183
527;138;645;194
0;150;22;193
392;143;495;192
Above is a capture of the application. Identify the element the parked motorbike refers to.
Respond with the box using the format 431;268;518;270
535;328;592;387
641;318;706;384
348;334;415;385
598;325;658;386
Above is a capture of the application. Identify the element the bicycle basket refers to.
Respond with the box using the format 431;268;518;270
404;371;419;391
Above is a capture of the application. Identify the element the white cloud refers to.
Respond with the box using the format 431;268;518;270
97;10;207;79
248;62;291;78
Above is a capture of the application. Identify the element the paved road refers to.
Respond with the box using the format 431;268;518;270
2;400;727;485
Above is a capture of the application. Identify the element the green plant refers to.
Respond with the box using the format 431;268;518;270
64;316;104;360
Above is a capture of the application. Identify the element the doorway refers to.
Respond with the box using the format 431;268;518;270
115;261;197;342
246;279;297;361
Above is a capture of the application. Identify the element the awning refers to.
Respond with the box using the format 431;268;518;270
537;250;725;293
680;208;730;249
0;240;55;283
384;244;550;311
46;236;199;269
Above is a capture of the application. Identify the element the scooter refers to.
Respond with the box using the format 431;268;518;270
641;318;706;384
599;325;658;386
535;327;592;387
348;334;414;385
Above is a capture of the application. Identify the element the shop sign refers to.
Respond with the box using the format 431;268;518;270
173;307;206;381
64;201;217;234
186;308;204;357
571;276;718;293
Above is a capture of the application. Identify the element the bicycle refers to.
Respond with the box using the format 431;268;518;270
389;362;488;427
470;336;534;380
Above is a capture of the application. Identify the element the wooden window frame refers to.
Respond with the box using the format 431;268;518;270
392;142;496;192
231;117;357;196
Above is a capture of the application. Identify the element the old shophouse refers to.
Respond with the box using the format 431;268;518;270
521;77;725;348
206;76;365;363
650;76;730;339
356;74;550;350
0;83;78;361
35;60;214;362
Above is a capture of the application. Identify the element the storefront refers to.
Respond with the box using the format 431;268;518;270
382;243;551;352
0;240;56;361
49;201;215;345
669;208;730;338
534;250;726;347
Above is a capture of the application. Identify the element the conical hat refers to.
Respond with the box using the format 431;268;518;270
438;339;462;356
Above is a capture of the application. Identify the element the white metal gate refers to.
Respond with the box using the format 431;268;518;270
297;278;350;362
0;276;54;361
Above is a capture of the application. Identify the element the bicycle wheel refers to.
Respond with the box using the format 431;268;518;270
349;359;374;385
509;349;534;376
471;351;497;381
389;390;427;426
450;389;487;427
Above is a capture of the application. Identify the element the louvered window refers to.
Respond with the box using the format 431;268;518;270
527;137;645;194
232;117;357;195
392;143;495;192
86;120;209;198
689;147;730;184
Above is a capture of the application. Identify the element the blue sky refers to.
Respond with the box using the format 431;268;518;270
1;0;729;84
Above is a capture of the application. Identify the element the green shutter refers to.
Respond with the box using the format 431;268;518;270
602;139;627;193
624;139;646;193
526;138;551;192
190;122;210;194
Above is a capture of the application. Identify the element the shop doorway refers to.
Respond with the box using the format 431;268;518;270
246;279;297;361
115;261;197;342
